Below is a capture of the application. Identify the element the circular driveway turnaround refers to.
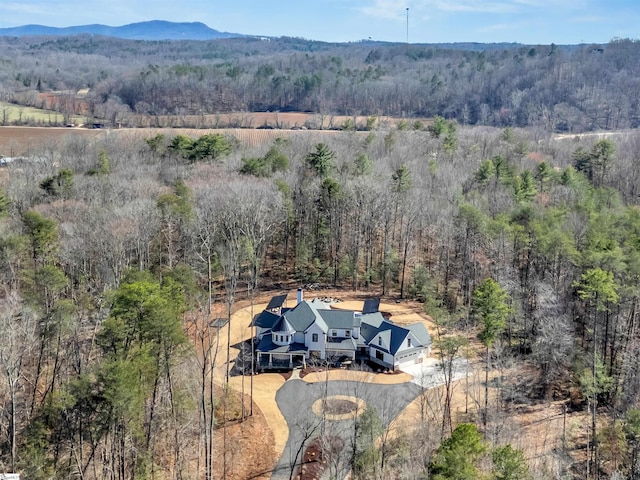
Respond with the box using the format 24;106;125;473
270;378;423;479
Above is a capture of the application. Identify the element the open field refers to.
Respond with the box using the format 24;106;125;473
0;125;349;157
0;101;86;126
128;111;427;130
0;126;101;157
0;109;428;156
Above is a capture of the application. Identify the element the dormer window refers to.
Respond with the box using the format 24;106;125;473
345;330;351;338
378;337;382;346
407;337;411;347
331;330;337;337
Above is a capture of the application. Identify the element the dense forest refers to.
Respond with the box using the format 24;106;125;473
1;118;640;478
2;31;640;479
1;35;640;131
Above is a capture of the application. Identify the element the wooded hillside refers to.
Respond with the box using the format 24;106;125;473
1;36;639;131
1;120;640;478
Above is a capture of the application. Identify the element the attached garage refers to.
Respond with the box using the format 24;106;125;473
394;349;424;369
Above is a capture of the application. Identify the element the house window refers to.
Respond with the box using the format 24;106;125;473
376;350;384;361
378;337;382;346
331;330;337;337
407;338;411;347
312;333;318;342
345;330;351;338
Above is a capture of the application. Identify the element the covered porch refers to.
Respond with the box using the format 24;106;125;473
257;352;306;370
325;337;357;365
256;337;308;371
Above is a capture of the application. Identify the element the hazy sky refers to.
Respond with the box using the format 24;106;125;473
1;0;638;44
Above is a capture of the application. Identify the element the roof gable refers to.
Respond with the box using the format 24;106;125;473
374;329;392;353
284;300;330;332
407;323;432;346
379;321;410;355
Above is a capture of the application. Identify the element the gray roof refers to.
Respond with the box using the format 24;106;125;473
325;337;358;352
319;309;359;329
361;312;385;328
407;323;432;346
284;299;331;333
360;312;386;343
272;316;295;334
256;336;307;354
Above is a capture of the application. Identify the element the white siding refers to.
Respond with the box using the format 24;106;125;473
394;349;423;368
328;328;352;338
368;346;394;367
395;332;421;355
305;323;327;359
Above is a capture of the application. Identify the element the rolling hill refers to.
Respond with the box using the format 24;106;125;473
0;20;244;41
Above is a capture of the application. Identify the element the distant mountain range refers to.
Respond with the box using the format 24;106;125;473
0;20;244;41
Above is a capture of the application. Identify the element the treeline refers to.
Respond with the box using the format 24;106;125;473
1;35;640;131
2;123;640;477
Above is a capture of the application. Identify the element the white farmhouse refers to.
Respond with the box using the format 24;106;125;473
252;289;431;371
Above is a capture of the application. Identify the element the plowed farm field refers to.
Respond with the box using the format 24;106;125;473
0;110;430;156
0;124;347;157
0;126;102;157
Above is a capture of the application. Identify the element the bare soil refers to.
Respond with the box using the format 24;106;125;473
294;436;345;480
0;126;102;156
324;398;357;415
212;395;276;480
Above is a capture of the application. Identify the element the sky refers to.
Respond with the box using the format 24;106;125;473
0;0;638;45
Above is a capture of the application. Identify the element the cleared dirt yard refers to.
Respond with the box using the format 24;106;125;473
214;293;435;460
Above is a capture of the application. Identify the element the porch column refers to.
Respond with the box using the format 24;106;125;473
268;354;273;367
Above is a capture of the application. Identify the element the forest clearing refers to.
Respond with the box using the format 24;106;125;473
206;290;587;479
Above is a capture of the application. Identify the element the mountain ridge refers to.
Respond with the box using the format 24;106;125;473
0;20;244;41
